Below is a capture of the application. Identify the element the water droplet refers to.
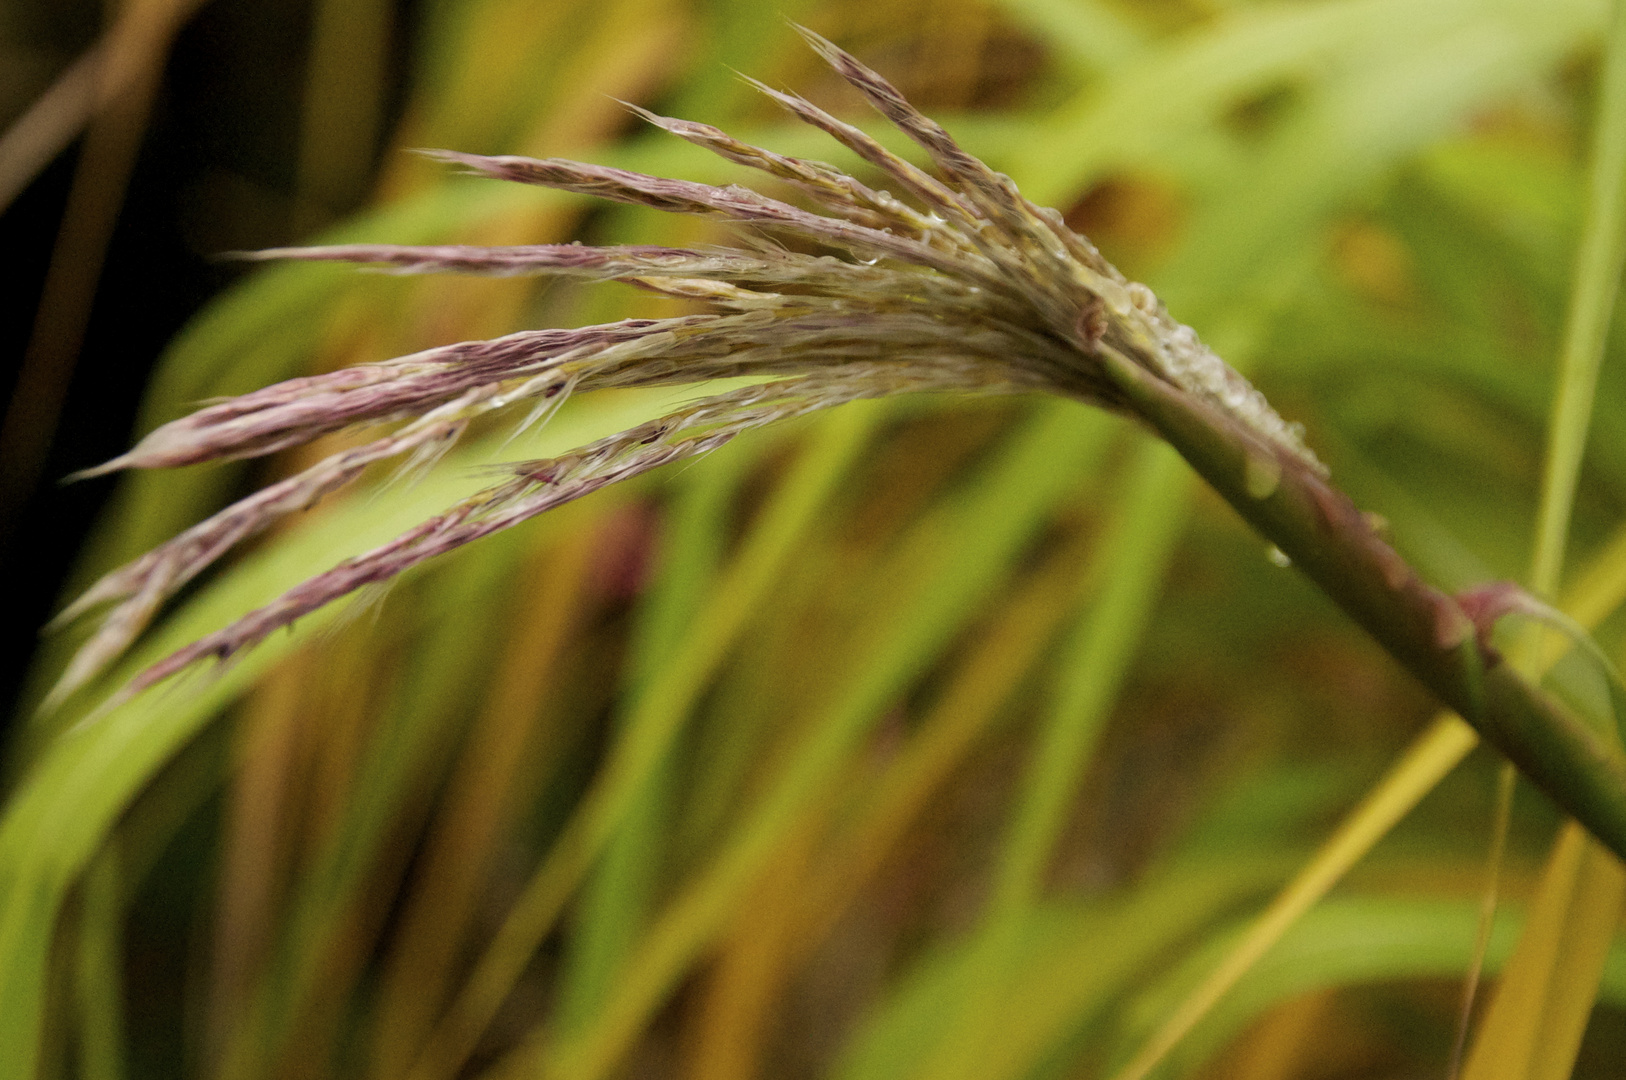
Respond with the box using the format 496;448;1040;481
1244;450;1282;500
1266;545;1292;568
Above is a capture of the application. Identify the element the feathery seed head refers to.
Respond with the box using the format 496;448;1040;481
45;28;1319;714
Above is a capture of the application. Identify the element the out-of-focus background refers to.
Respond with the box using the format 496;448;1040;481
4;1;1626;1078
1;0;411;725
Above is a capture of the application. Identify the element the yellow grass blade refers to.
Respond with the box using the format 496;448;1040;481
1458;823;1625;1080
1109;512;1626;1080
1108;712;1479;1080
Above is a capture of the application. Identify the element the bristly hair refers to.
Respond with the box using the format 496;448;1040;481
44;25;1321;714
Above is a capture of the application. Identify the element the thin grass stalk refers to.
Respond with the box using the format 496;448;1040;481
1454;3;1626;1070
936;442;1190;1080
1531;0;1626;593
400;403;881;1080
1107;516;1626;1080
534;402;1107;1080
364;527;598;1080
555;451;746;1033
1093;341;1626;853
73;845;125;1080
1108;714;1480;1080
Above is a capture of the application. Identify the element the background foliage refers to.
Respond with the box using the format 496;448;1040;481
5;0;1626;1077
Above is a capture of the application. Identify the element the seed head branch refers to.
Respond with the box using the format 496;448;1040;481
44;28;1626;860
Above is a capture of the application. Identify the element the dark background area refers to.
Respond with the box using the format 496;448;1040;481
0;0;416;742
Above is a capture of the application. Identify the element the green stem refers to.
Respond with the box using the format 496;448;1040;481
1093;345;1626;859
1532;0;1626;597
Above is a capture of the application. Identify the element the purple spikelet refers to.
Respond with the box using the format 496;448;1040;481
45;28;1320;713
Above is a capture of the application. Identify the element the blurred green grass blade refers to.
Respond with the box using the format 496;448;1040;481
1107;714;1480;1080
0;389;681;1080
1418;136;1580;292
1012;0;1604;208
1458;826;1624;1080
1460;2;1626;1070
783;517;1112;990
1154;1;1601;319
409;0;662;155
659;0;820;120
296;0;391;231
834;858;1298;1080
1531;0;1626;598
992;443;1189;915
1122;893;1626;1078
1106;509;1626;1080
74;845;126;1080
363;522;603;1080
557;448;754;1032
1278;287;1551;451
219;515;569;1080
541;402;1113;1080
411;402;885;1080
990;0;1148;76
935;443;1192;1080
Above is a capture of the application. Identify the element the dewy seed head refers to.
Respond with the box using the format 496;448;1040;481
45;26;1321;712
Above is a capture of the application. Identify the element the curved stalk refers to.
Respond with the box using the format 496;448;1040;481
1094;343;1626;858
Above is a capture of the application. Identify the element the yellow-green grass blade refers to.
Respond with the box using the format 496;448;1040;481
217;504;604;1080
991;444;1191;916
1014;0;1603;209
684;512;1112;1079
296;0;392;234
1103;513;1626;1080
1149;0;1603;321
834;856;1302;1080
405;401;886;1080
1121;893;1626;1077
1456;0;1626;1071
1533;0;1626;601
361;523;604;1080
1460;823;1626;1080
1107;714;1479;1080
555;445;753;1033
655;0;822;120
0;387;692;1080
537;402;1114;1080
989;0;1148;76
933;442;1193;1080
73;844;126;1080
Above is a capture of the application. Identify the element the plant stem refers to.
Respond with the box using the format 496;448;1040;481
1093;344;1626;859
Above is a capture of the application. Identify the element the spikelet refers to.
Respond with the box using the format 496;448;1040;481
45;27;1319;713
